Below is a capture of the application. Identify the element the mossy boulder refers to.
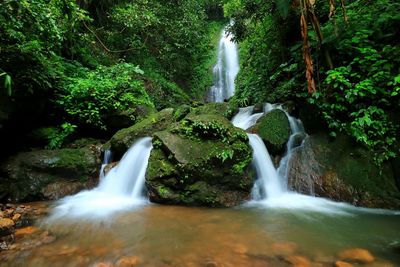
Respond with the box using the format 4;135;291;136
109;108;176;157
288;133;400;209
146;114;253;207
187;102;239;120
0;145;101;202
104;104;156;130
250;109;290;154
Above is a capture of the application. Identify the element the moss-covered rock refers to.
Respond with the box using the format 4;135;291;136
109;108;176;157
288;133;400;209
146;114;253;207
250;109;290;154
187;102;239;120
0;145;100;202
104;104;156;130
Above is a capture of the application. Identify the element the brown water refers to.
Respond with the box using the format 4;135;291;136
1;204;400;267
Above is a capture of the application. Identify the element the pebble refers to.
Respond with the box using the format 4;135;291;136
15;226;39;236
12;213;21;221
116;256;140;267
334;261;354;267
338;248;375;264
285;255;311;267
0;218;15;236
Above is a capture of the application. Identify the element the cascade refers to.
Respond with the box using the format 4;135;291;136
48;137;153;219
207;28;239;102
99;148;112;180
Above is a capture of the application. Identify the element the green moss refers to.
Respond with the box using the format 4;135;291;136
253;109;290;154
110;108;175;156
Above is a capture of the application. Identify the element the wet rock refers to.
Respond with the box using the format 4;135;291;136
188;102;239;120
272;242;298;256
146;114;253;207
105;104;156;131
116;256;140;267
250;109;291;155
41;180;87;200
285;255;311;267
338;248;375;264
0;145;100;202
334;261;354;267
288;133;400;209
11;213;21;222
95;262;114;267
0;218;15;236
233;244;248;255
109;108;176;157
15;226;39;236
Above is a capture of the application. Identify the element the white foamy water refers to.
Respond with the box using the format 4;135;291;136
231;104;400;215
47;137;153;220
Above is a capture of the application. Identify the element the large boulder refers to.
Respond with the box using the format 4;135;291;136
188;102;239;120
288;133;400;209
0;145;101;202
250;109;291;154
146;114;253;207
109;108;176;157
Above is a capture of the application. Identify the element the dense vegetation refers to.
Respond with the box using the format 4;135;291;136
0;0;399;166
0;0;224;152
225;0;400;164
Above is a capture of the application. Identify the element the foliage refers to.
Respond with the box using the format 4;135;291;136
47;123;77;149
0;71;12;96
224;0;400;163
57;63;153;130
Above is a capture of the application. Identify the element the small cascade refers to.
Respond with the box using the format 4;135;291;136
277;116;306;190
48;137;153;219
207;28;239;102
231;106;263;130
99;149;112;180
248;134;284;200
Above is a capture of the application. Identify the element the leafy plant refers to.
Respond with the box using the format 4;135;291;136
57;63;154;130
47;122;77;149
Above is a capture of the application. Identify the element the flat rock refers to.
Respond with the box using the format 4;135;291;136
338;248;375;264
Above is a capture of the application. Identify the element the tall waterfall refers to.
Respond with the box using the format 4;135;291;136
207;29;239;102
48;138;153;219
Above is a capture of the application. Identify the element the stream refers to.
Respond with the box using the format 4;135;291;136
1;26;399;267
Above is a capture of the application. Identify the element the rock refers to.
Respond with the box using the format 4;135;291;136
250;109;291;155
15;226;39;236
94;262;114;267
109;108;176;157
288;133;400;209
0;211;3;218
0;218;15;236
116;256;140;267
105;104;156;130
41;180;88;200
146;114;253;207
285;255;311;267
188;102;239;120
271;242;298;256
338;248;375;264
334;261;354;267
11;213;21;222
0;145;100;202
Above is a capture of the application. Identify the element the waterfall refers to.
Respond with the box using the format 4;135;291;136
99;148;112;180
207;29;239;102
277;116;306;190
248;134;284;200
232;104;307;200
48;138;153;219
